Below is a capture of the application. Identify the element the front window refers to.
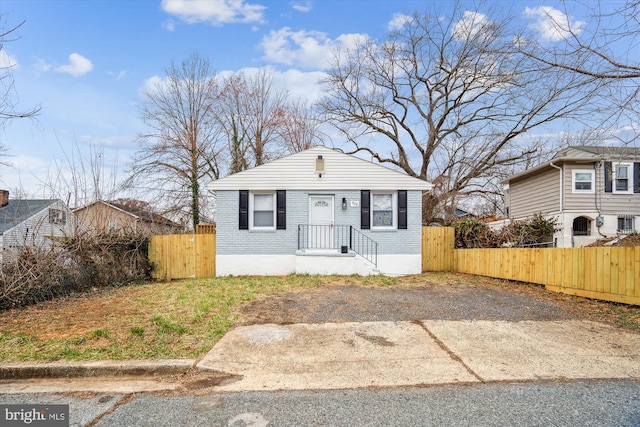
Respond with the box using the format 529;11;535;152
372;192;395;228
572;170;594;193
251;192;275;229
613;163;632;193
617;215;635;234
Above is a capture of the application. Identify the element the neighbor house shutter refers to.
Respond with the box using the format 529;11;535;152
361;190;370;230
239;190;249;230
634;163;640;193
398;190;408;230
604;162;612;193
276;190;286;230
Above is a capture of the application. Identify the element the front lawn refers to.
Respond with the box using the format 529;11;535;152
0;273;637;362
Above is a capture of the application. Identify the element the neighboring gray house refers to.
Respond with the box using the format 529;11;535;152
0;190;77;262
207;146;433;276
500;146;640;247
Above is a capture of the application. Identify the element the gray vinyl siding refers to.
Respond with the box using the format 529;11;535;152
563;163;599;211
1;201;75;253
596;164;640;215
216;190;422;256
509;167;560;218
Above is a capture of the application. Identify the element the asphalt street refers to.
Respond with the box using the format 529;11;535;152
2;379;640;426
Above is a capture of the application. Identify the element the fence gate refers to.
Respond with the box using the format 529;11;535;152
149;233;216;281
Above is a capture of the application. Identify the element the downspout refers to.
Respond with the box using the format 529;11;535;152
594;161;607;238
549;161;564;247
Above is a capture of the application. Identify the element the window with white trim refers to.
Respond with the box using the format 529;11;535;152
250;192;276;229
371;192;396;229
571;170;594;193
617;215;635;234
613;163;632;193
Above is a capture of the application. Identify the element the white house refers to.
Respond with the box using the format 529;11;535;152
0;190;78;262
207;146;433;276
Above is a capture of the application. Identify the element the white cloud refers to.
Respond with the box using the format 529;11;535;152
32;58;53;73
260;27;369;69
162;20;176;31
452;11;490;41
524;6;586;42
291;1;312;13
216;66;327;103
387;13;412;31
161;0;266;26
0;50;19;69
108;70;127;80
55;53;93;77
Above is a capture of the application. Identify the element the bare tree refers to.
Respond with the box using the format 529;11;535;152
277;99;325;154
128;53;222;229
519;1;639;146
41;139;123;208
211;73;250;174
212;67;324;174
318;4;599;223
239;68;289;166
0;17;40;168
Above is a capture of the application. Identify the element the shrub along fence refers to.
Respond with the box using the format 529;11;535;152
422;227;640;306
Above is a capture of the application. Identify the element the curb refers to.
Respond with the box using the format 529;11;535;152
0;359;196;380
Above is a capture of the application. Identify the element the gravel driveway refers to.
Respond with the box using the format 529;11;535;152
238;282;579;325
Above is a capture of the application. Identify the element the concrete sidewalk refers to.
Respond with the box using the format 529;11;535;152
1;320;639;394
196;320;640;391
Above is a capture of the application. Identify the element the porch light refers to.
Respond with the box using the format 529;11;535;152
315;155;325;177
342;197;347;210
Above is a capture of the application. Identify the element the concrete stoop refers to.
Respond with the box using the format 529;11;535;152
295;249;377;275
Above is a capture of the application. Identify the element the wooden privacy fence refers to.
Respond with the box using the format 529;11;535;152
422;227;640;306
149;233;215;281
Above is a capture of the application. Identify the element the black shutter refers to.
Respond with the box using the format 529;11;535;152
361;190;370;230
634;163;640;193
239;190;249;230
276;190;286;229
398;190;407;230
604;162;612;193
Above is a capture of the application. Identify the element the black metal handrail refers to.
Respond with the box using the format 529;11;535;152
297;224;378;267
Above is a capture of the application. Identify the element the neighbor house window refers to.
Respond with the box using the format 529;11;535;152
48;208;66;225
617;215;635;234
572;170;594;193
614;163;632;193
572;216;591;236
372;192;396;228
250;192;276;229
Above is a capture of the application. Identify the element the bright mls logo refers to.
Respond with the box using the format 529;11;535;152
1;405;69;426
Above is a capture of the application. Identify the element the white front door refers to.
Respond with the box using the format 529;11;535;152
308;195;334;249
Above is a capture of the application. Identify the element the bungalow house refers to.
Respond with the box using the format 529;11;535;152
500;146;640;247
73;199;182;236
207;146;433;276
0;190;77;262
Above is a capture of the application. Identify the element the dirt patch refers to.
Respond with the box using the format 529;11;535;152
587;234;640;247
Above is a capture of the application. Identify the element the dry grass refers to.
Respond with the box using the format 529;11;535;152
0;273;637;362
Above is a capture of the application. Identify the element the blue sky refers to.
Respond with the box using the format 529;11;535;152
0;0;631;200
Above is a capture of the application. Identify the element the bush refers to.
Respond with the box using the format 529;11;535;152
453;214;559;249
453;218;500;248
501;214;559;247
0;231;150;311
